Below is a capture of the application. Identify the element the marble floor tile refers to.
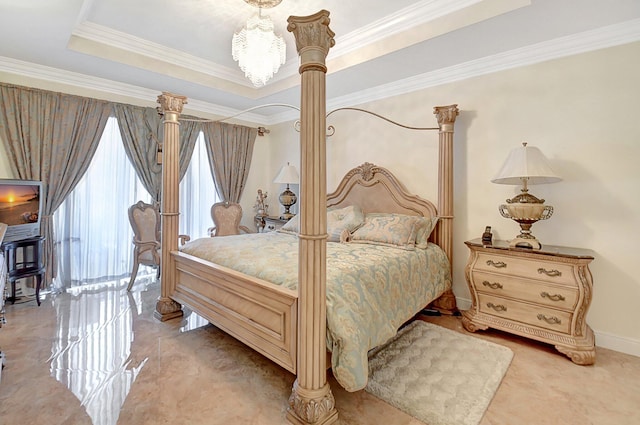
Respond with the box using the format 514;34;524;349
0;278;638;425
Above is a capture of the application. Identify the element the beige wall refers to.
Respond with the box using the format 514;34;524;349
270;41;640;356
2;41;638;356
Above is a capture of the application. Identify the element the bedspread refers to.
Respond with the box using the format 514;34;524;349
180;232;451;391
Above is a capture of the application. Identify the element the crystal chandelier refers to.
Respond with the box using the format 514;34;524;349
232;0;286;87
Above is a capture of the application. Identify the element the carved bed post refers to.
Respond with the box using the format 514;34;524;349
154;92;187;322
432;105;459;313
286;10;338;425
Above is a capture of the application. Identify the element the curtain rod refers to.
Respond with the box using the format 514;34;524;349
174;104;440;137
326;107;440;131
177;103;301;136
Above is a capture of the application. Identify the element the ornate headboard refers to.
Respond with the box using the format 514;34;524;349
327;162;438;219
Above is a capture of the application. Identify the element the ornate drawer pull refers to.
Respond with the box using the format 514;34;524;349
540;292;565;302
537;314;562;325
482;280;503;289
486;260;507;269
538;268;562;277
486;302;507;312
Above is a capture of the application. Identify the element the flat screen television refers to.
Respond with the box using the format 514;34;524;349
0;179;43;243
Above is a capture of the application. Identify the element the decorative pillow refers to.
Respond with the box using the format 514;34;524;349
279;214;299;235
327;205;364;242
350;213;422;250
278;205;365;243
414;216;439;249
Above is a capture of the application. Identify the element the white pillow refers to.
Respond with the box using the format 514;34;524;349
278;205;365;242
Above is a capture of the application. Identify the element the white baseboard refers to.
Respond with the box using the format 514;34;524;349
454;296;640;358
593;330;640;358
456;297;472;311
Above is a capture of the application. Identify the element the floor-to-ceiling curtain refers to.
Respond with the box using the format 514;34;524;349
53;117;152;288
0;83;112;285
113;104;200;204
201;122;257;203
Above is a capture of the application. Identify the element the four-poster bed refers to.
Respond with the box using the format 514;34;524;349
154;10;458;425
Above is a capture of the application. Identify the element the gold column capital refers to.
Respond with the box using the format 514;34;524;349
434;104;459;132
157;92;188;121
287;10;335;73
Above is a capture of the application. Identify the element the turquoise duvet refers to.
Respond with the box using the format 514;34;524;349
180;231;451;391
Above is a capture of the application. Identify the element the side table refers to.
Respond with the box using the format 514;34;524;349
462;238;595;365
264;216;289;232
1;235;45;306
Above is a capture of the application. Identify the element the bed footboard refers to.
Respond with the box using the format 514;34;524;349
171;251;298;373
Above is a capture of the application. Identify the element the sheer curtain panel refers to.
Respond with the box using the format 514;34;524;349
179;132;220;239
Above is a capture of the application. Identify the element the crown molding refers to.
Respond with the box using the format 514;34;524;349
0;56;266;123
330;0;487;58
70;21;249;86
1;18;638;125
68;0;524;92
325;18;640;114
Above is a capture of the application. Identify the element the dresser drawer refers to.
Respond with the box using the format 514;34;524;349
472;271;579;311
475;252;575;285
464;239;596;365
478;294;572;334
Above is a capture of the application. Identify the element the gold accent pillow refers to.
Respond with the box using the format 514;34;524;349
415;216;439;249
350;213;424;250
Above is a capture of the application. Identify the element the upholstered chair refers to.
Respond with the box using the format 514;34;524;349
208;202;252;237
127;201;189;291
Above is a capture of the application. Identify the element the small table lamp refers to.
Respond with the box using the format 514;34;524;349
273;163;299;220
491;142;562;249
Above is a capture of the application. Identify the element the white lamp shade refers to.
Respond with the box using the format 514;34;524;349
273;164;299;184
491;142;562;185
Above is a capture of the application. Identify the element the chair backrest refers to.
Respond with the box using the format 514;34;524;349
210;202;245;237
128;201;160;244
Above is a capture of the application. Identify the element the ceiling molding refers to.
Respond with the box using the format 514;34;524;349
0;56;265;122
67;0;526;95
1;18;638;125
71;21;245;84
328;0;487;58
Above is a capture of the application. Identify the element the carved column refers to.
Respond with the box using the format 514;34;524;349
286;10;338;425
433;105;459;313
154;92;187;322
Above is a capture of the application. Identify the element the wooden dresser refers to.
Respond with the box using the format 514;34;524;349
462;238;596;365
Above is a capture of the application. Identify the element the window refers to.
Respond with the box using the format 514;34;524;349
179;132;219;238
53;118;218;288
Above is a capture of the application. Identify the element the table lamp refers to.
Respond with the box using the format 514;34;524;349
273;163;299;220
491;142;562;249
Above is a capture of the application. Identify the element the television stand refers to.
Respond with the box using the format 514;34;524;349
1;236;45;306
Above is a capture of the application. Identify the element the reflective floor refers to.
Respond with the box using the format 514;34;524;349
1;276;639;425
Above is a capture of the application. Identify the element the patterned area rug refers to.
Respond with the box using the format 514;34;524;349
366;321;513;425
